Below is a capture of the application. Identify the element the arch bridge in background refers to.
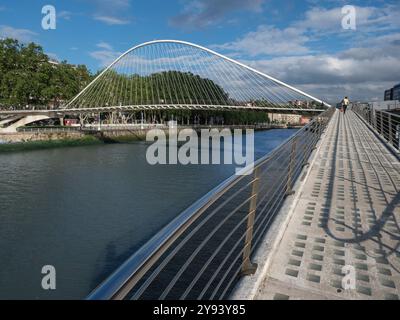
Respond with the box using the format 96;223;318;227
0;39;331;131
63;39;330;112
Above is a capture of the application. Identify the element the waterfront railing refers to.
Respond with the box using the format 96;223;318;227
353;103;400;151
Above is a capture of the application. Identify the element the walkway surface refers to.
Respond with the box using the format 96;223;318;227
257;110;400;300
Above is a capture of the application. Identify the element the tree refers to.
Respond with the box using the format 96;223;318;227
0;38;92;109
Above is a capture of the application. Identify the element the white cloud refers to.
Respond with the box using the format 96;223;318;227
246;45;400;85
90;43;121;67
93;15;130;25
170;0;264;29
212;3;400;103
90;0;131;9
89;0;132;25
58;11;73;20
213;25;310;56
0;25;37;43
90;50;120;67
297;81;396;104
96;42;114;51
241;35;400;103
296;5;400;35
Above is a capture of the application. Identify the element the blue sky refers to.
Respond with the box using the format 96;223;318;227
0;0;399;102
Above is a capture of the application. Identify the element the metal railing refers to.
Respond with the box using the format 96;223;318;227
352;103;400;151
87;107;335;300
81;123;286;131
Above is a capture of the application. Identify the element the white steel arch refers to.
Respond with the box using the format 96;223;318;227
65;40;331;110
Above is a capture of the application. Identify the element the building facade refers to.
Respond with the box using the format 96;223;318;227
393;84;400;101
385;83;400;101
268;113;311;125
384;88;393;101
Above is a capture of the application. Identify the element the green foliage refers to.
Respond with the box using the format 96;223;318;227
0;136;101;153
79;70;230;108
0;38;92;108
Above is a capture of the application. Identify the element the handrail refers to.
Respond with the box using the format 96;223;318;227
352;103;400;152
87;107;335;300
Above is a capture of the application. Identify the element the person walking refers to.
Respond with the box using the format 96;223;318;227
342;96;350;115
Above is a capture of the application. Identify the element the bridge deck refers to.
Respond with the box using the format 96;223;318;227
256;110;400;300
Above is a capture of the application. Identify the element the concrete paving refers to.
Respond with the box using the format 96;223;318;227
256;110;400;300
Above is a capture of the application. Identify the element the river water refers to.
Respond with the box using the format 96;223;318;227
0;129;296;299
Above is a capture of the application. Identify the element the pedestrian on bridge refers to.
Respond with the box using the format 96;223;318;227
341;97;350;115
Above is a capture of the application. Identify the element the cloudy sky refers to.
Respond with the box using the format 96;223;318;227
0;0;399;103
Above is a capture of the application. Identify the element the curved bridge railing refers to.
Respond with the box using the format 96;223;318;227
87;107;335;300
352;103;400;152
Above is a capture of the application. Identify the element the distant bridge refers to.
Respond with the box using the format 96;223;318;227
1;40;330;132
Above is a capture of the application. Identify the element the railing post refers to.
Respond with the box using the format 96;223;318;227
310;120;320;151
302;123;318;167
388;114;393;145
301;140;310;168
286;137;297;196
241;167;260;276
372;110;376;130
319;118;324;136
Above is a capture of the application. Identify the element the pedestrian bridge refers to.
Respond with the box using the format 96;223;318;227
86;107;400;300
235;109;400;300
1;40;328;133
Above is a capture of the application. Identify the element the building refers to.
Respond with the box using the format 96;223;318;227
393;84;400;101
64;119;79;126
268;113;311;125
48;59;59;66
384;83;400;101
384;88;393;101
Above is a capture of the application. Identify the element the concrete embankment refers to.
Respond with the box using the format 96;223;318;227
0;124;292;153
0;130;86;143
0;131;101;153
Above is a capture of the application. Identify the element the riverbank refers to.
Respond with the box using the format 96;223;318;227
0;135;102;153
0;124;294;153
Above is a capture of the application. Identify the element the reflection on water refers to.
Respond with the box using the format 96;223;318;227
0;129;296;299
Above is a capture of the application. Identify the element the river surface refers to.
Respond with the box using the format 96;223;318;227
0;129;296;299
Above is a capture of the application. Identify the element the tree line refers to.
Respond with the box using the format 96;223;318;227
0;38;92;109
72;70;232;108
74;70;269;124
